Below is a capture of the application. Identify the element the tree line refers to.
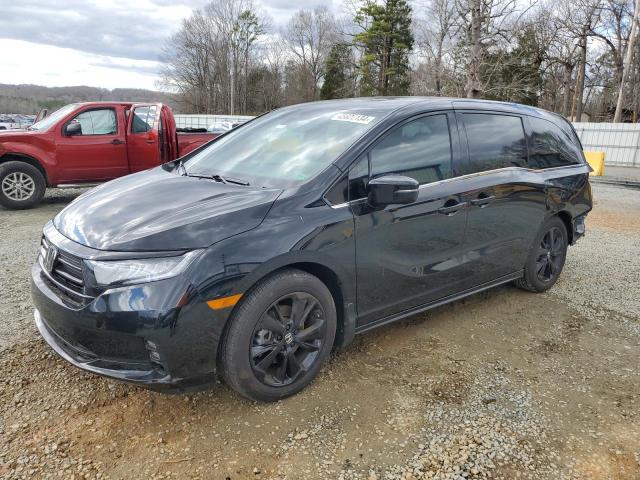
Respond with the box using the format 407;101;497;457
0;84;179;115
161;0;640;122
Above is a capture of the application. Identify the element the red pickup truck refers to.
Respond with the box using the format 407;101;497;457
0;102;216;209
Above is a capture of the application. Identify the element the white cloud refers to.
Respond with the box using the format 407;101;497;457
0;0;344;90
0;39;161;90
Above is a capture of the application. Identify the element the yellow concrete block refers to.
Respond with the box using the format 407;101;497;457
584;151;605;176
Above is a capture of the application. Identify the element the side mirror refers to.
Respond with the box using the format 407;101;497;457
367;175;419;207
65;122;82;136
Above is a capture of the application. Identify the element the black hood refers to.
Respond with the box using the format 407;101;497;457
54;167;281;251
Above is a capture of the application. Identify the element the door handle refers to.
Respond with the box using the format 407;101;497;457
438;201;467;215
146;140;155;144
470;195;495;207
110;139;124;145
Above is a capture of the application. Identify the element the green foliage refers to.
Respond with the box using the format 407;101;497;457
233;10;263;48
353;0;414;96
320;43;353;100
482;26;545;106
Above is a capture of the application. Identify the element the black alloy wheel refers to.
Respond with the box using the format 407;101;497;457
220;268;336;402
250;292;326;387
515;216;568;293
535;226;564;282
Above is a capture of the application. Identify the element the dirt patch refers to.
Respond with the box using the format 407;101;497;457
2;287;639;479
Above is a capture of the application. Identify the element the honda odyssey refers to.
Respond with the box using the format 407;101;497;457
31;97;592;402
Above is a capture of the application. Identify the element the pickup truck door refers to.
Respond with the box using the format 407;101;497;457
127;104;162;173
56;106;128;182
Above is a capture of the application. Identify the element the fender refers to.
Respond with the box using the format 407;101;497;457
192;215;358;350
234;250;357;348
0;140;56;184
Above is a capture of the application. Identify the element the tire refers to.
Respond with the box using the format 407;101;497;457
0;161;46;210
220;269;337;402
515;216;568;293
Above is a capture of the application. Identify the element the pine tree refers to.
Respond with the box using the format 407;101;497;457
353;0;414;96
320;44;353;100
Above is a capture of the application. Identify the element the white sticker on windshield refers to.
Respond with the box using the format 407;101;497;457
331;113;375;125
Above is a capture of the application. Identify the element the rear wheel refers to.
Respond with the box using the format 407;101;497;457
0;161;46;209
515;216;568;293
220;269;336;402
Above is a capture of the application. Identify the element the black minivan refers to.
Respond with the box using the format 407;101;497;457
32;97;592;402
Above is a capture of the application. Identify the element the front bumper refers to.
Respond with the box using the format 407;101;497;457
31;259;225;393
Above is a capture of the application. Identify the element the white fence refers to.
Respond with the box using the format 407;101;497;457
573;122;640;167
174;114;254;130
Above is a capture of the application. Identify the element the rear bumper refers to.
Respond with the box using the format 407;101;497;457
31;259;225;393
571;214;587;244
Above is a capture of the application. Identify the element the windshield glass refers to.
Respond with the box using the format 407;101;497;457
29;104;78;131
184;104;381;188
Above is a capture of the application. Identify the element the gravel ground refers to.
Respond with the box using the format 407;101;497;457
0;187;88;351
0;183;639;479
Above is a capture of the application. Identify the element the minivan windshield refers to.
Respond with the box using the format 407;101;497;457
184;105;381;188
29;104;78;131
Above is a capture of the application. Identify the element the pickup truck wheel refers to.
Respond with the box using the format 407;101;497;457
0;161;46;210
220;269;336;402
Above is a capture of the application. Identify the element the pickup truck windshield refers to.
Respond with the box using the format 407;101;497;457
184;105;380;188
29;104;78;131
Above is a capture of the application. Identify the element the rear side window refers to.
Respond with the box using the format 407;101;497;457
461;113;527;174
370;114;452;185
528;117;581;169
131;106;157;133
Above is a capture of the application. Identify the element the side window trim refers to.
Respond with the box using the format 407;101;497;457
455;110;529;174
61;107;118;137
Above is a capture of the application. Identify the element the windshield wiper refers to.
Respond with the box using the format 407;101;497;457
185;172;250;186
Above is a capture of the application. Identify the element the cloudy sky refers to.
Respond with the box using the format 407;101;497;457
0;0;339;90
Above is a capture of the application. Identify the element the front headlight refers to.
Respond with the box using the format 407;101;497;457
86;250;202;288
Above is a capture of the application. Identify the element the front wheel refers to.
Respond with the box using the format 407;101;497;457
220;269;336;402
0;161;46;210
515;216;568;293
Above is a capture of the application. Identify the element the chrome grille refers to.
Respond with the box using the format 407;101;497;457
40;236;92;306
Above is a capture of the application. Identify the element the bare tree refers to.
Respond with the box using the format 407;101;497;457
160;0;268;115
414;0;458;94
285;7;339;100
455;0;530;98
556;0;602;120
160;11;218;113
614;0;640;121
207;0;267;114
